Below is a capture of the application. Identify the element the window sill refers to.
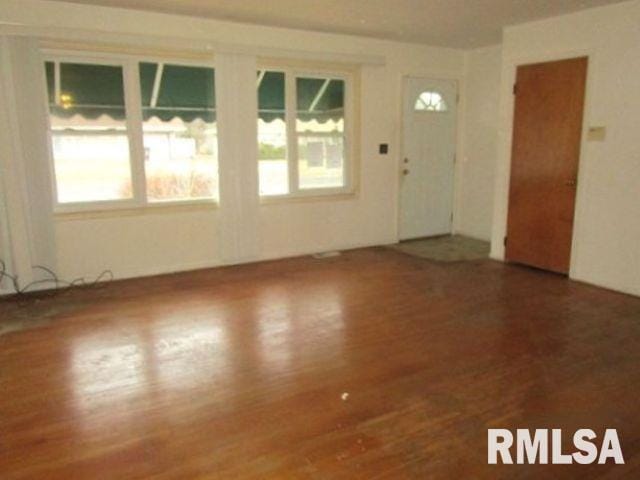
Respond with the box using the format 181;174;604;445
54;200;218;221
259;191;357;206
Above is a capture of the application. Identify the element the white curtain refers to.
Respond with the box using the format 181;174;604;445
0;36;57;290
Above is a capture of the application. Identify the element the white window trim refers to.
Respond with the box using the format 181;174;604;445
257;65;357;201
42;50;219;214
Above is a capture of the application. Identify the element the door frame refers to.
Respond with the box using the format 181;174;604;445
396;74;462;242
492;48;596;278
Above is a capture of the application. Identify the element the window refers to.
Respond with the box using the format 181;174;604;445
257;71;288;196
257;68;352;197
414;90;448;112
296;77;345;190
139;63;218;202
46;61;133;203
45;57;218;208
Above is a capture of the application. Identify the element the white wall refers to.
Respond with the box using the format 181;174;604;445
0;0;466;284
55;209;220;280
457;45;502;241
491;0;640;296
0;168;8;293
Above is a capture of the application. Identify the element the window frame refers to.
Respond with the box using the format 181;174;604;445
42;50;219;214
257;63;357;201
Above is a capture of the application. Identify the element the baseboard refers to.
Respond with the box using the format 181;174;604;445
257;237;398;264
570;273;640;299
492;254;638;298
489;252;504;261
455;230;491;243
0;237;398;296
82;258;225;284
106;238;397;282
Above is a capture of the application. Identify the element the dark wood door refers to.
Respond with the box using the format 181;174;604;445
506;57;588;274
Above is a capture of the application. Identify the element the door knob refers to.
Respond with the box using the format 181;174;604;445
403;169;410;176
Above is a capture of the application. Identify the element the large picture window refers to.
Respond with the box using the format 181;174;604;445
45;56;218;209
257;68;353;198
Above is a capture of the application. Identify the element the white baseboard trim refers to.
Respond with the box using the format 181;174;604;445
0;259;224;296
570;273;640;299
105;259;224;282
106;238;394;281
257;238;398;264
455;230;492;243
0;237;398;296
490;253;639;298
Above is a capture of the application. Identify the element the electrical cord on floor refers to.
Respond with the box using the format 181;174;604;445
0;259;113;297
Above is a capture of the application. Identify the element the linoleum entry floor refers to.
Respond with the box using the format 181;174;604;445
1;248;639;479
389;234;490;262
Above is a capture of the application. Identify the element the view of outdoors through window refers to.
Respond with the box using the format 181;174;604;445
45;60;218;205
47;60;346;205
414;90;448;112
46;62;133;203
139;63;218;202
257;71;288;196
296;76;345;190
257;70;346;196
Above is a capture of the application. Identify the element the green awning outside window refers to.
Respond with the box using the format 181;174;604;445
47;62;127;120
295;77;344;123
257;72;344;123
139;62;216;123
46;62;344;124
258;71;285;122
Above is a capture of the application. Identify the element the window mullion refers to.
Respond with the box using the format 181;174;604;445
285;69;299;194
123;60;147;205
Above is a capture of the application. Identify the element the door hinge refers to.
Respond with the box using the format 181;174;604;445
513;83;517;95
450;212;454;224
504;236;508;247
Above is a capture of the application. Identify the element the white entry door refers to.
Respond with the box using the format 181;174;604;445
399;77;457;240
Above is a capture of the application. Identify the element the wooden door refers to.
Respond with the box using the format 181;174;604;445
506;57;588;274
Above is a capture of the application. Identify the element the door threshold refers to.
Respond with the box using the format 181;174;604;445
399;233;452;243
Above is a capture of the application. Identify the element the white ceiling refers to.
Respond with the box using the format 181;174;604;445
46;0;626;48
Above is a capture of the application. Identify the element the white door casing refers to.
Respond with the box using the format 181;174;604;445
399;77;457;240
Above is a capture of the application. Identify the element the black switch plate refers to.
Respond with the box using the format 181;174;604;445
379;143;388;154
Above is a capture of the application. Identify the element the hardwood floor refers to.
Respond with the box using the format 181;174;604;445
1;248;639;479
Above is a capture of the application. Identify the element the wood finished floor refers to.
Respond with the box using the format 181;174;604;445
1;248;639;479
